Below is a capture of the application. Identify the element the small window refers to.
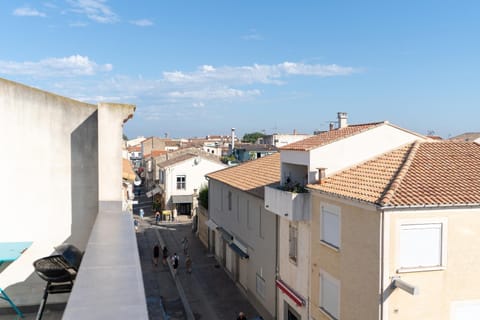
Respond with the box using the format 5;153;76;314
228;191;232;211
159;170;164;184
176;175;186;190
321;204;341;249
319;271;340;320
399;222;446;270
289;222;298;262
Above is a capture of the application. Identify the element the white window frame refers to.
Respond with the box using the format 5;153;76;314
176;175;186;190
320;204;341;250
397;218;448;272
319;270;340;320
256;273;266;299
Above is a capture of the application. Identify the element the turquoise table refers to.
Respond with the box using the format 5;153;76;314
0;241;33;319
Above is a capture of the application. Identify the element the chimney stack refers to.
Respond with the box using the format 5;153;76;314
293;129;297;135
231;128;235;153
329;122;335;131
337;112;348;128
318;168;326;184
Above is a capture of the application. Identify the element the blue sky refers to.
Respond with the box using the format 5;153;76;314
1;1;479;139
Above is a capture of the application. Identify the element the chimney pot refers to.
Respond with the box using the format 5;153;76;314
329;122;335;131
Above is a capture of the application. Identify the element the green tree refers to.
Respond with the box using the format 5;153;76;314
198;185;208;210
242;131;264;143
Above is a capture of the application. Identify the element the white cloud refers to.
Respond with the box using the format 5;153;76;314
130;19;153;27
67;0;118;24
192;102;205;108
168;88;261;100
242;29;263;41
0;55;113;77
69;21;89;27
163;61;357;86
13;7;47;17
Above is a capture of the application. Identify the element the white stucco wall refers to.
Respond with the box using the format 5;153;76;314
164;157;226;209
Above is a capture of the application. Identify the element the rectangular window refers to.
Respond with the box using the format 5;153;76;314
319;271;340;320
321;204;341;249
228;191;232;211
399;222;445;270
289;222;298;262
256;273;266;299
176;175;186;190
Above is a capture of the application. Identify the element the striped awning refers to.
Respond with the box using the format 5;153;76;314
276;279;306;307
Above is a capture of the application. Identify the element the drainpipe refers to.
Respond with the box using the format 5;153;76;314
380;208;385;320
275;214;279;319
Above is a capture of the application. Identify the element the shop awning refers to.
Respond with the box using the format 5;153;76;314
205;219;218;229
171;194;193;204
228;242;249;259
217;227;233;242
276;279;306;307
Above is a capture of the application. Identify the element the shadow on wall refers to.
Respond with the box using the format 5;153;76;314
69;111;99;250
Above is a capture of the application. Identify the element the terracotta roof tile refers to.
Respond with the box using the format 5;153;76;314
280;122;385;151
207;153;280;198
308;141;480;207
158;153;197;168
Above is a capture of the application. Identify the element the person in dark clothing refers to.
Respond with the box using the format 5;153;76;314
162;246;168;265
171;253;179;276
237;311;247;320
153;244;160;266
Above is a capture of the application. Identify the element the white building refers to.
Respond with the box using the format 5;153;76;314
157;153;226;216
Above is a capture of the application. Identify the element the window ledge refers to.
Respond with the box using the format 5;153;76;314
319;307;338;320
320;240;340;252
397;266;446;273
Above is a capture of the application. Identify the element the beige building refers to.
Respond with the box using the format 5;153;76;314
307;141;480;320
207;154;280;320
265;113;427;320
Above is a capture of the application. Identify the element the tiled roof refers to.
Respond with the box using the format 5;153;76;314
308;141;480;207
280;122;385;151
207;153;281;198
144;150;167;158
128;145;141;152
450;132;480;142
158;153;197;168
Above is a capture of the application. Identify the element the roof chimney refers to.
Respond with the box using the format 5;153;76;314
293;129;297;135
329;122;335;131
318;168;326;184
337;112;348;128
231;128;235;153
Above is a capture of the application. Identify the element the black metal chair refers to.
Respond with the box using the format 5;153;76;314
33;244;83;320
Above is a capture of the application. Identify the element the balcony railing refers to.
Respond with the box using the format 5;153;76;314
264;186;310;221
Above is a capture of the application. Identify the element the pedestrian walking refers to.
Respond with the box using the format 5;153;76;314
171;253;179;276
153;244;160;266
237;311;247;320
181;236;189;254
155;211;160;224
162;246;168;265
185;255;192;273
139;208;144;220
133;219;139;231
